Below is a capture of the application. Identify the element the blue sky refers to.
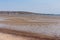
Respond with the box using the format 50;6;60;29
0;0;60;14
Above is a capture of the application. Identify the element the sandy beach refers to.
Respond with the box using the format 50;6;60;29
0;12;60;40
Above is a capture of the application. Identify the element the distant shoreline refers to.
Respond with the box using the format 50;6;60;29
0;11;59;16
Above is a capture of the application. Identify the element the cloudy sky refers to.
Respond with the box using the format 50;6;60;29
0;0;60;14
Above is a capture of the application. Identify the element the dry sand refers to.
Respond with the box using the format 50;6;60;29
0;33;30;40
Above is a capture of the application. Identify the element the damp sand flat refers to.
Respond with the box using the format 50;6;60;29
0;15;60;40
0;16;60;36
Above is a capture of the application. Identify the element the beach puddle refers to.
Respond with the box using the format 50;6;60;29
6;24;60;37
0;17;9;21
0;23;60;37
0;24;9;28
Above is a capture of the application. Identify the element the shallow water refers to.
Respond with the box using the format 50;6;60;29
11;25;60;37
0;23;60;37
0;17;8;21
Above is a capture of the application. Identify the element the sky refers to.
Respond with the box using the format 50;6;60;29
0;0;60;14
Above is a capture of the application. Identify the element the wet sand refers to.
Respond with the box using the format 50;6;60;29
0;13;60;40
